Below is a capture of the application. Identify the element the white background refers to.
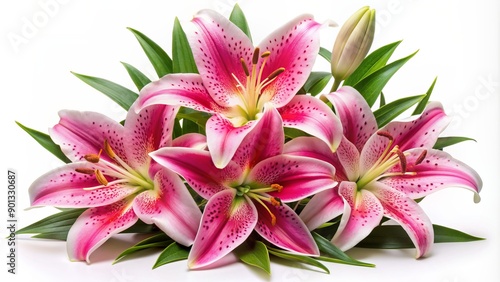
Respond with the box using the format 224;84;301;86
1;0;499;281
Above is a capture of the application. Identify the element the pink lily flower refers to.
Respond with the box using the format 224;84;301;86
29;103;204;262
287;87;482;258
150;106;337;269
135;9;342;168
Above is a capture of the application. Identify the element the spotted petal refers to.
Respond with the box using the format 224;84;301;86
369;182;434;258
150;147;243;199
257;15;322;107
172;133;207;150
299;188;344;231
188;9;254;108
332;181;383;251
381;148;482;200
29;162;139;208
279;95;342;152
124;103;178;173
67;198;138;262
135;74;225;114
133;169;202;246
254;200;319;256
49;110;127;163
188;190;258;269
246;155;337;203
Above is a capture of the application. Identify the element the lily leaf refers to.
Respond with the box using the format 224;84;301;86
127;27;173;77
16;122;70;163
344;40;402;86
267;247;330;274
182;119;202;135
229;3;252;42
121;62;151;91
235;241;271;275
114;233;172;264
312;232;375;267
172;17;198;73
71;72;138;111
353;50;418;107
434;136;476;150
356;224;484;249
300;71;332;96
319;47;332;63
17;208;85;240
379;92;386;107
284;127;310;140
413;77;437;115
176;107;211;129
153;242;190;269
374;94;426;127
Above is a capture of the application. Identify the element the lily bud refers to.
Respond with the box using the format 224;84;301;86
331;6;375;90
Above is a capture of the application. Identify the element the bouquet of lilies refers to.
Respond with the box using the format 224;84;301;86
18;4;483;274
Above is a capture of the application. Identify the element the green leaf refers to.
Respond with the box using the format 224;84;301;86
71;72;138;110
344;41;402;86
16;122;70;163
128;27;173;77
176;107;211;129
229;4;252;42
379;92;386;107
268;247;329;274
352;50;418;107
312;232;374;267
301;71;332;96
172;17;198;73
433;136;476;150
121;62;152;91
235;241;271;275
153;242;190;269
413;77;437;115
284;127;309;139
319;47;332;63
32;232;70;241
121;220;159;234
114;233;172;264
357;224;484;249
182;119;201;135
374;94;426;127
17;208;85;240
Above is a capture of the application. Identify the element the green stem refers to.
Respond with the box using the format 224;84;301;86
330;78;342;92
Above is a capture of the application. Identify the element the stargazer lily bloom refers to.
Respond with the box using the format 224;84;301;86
29;103;204;262
287;87;482;258
150;106;337;269
135;9;342;168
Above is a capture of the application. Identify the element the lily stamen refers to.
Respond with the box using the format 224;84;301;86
270;196;282;207
75;168;95;175
415;150;427;165
94;169;108;186
84;149;102;163
249;194;278;226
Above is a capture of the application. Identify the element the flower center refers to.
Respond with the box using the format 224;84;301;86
75;140;154;191
356;132;423;189
231;47;285;123
235;183;283;225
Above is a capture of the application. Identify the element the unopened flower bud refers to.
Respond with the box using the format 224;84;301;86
331;6;375;90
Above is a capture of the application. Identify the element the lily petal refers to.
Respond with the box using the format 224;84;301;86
133;169;202;246
205;114;256;169
332;181;383;251
381;148;482;200
67;198;138;262
124;103;178;173
299;188;344;231
279;95;342;152
231;105;283;170
188;190;257;269
135;74;225;114
188;9;254;108
325;86;377;152
336;137;361;181
254;200;319;256
172;133;207;150
283;136;348;181
29;162;138;208
49;110;127;163
369;182;434;258
150;147;243;199
258;15;321;107
247;155;337;202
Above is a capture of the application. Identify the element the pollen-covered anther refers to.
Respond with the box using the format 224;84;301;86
240;58;250;76
94;169;108;186
271;183;284;192
270;196;282;207
415;150;427;165
270;213;277;226
377;130;394;142
84;149;102;163
266;67;285;81
260;50;271;58
394;148;407;173
75;168;95;175
252;47;260;64
103;139;116;159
